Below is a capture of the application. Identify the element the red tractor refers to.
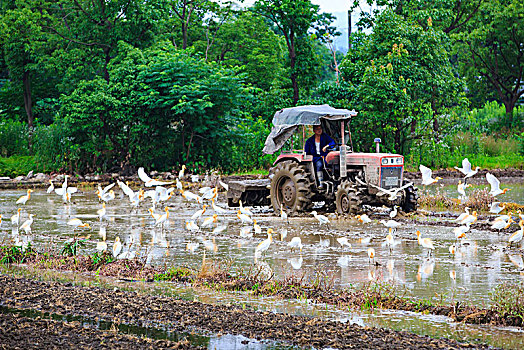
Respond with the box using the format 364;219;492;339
227;105;418;215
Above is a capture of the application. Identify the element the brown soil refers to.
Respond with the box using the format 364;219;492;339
0;274;491;349
0;312;200;349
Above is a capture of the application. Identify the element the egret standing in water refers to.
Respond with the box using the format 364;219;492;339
508;221;523;247
287;237;303;252
255;228;273;257
311;211;329;227
416;230;435;256
280;204;288;223
16;189;33;205
356;214;371;224
11;208;22;227
19;214;35;234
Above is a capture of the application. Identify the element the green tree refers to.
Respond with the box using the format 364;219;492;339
253;0;336;104
340;9;467;153
455;0;523;123
195;11;286;91
0;4;46;133
60;41;250;172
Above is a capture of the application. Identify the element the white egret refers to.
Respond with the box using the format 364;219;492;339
67;218;91;230
155;207;169;227
19;214;35;234
355;214;371;224
311;211;329;226
11;208;22;227
454;207;470;223
237;210;253;225
280;229;288;241
419;164;442;186
460;211;477;225
367;247;376;264
255;228;273;257
389;205;399;218
201;214;218;229
239;200;253;217
178;165;186;179
489;202;505;214
96;183;115;201
416;230;435;256
508;221;523;247
336;237;352;249
212;225;227;234
16;189;33;205
97;203;107;222
185;220;200;232
280;204;289;223
253;219;262;235
491;218;514;232
453;224;470;242
47;180;55;194
138;167;173;187
454;158;480;180
211;198;227;214
101;190;115;203
240;226;253;238
457;181;471;199
486;173;511;197
112;236;122;258
191;205;208;221
287;237;303;252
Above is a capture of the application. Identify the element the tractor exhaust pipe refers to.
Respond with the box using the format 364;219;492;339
374;138;381;153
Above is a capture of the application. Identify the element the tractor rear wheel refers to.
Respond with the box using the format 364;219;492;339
401;181;418;213
335;180;362;215
269;161;313;214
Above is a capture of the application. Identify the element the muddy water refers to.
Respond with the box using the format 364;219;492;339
0;184;523;347
423;182;524;205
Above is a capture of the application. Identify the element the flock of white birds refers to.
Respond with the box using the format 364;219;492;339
1;159;523;271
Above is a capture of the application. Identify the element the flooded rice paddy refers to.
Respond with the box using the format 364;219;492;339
0;181;523;349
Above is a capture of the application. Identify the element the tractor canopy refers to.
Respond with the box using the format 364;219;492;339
263;104;357;155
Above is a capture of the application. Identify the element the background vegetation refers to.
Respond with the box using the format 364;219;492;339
0;0;522;176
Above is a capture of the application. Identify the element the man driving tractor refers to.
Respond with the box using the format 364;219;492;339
304;125;335;189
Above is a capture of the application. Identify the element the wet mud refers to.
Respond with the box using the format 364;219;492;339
0;274;492;349
0;311;200;349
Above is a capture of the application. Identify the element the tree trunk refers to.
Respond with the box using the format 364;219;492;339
503;99;516;127
289;36;299;104
22;70;34;151
182;23;188;49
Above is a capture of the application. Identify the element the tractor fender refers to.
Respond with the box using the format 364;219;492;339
271;154;316;186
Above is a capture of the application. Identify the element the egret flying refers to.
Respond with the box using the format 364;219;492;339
138;167;173;187
486;173;510;197
419;164;442;186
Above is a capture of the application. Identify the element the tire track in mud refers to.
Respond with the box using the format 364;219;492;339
0;274;492;349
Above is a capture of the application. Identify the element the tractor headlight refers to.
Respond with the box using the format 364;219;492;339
382;157;403;165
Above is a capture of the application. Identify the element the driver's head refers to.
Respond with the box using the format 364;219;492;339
313;125;322;135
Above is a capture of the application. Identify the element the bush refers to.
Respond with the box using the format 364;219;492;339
0;156;42;177
33;118;77;173
0;119;29;157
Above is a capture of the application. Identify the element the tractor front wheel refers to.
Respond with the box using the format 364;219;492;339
335;180;362;215
269;161;313;214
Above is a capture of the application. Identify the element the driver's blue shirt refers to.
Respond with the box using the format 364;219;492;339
304;133;336;161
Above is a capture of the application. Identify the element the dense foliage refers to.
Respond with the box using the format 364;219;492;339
0;0;522;175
